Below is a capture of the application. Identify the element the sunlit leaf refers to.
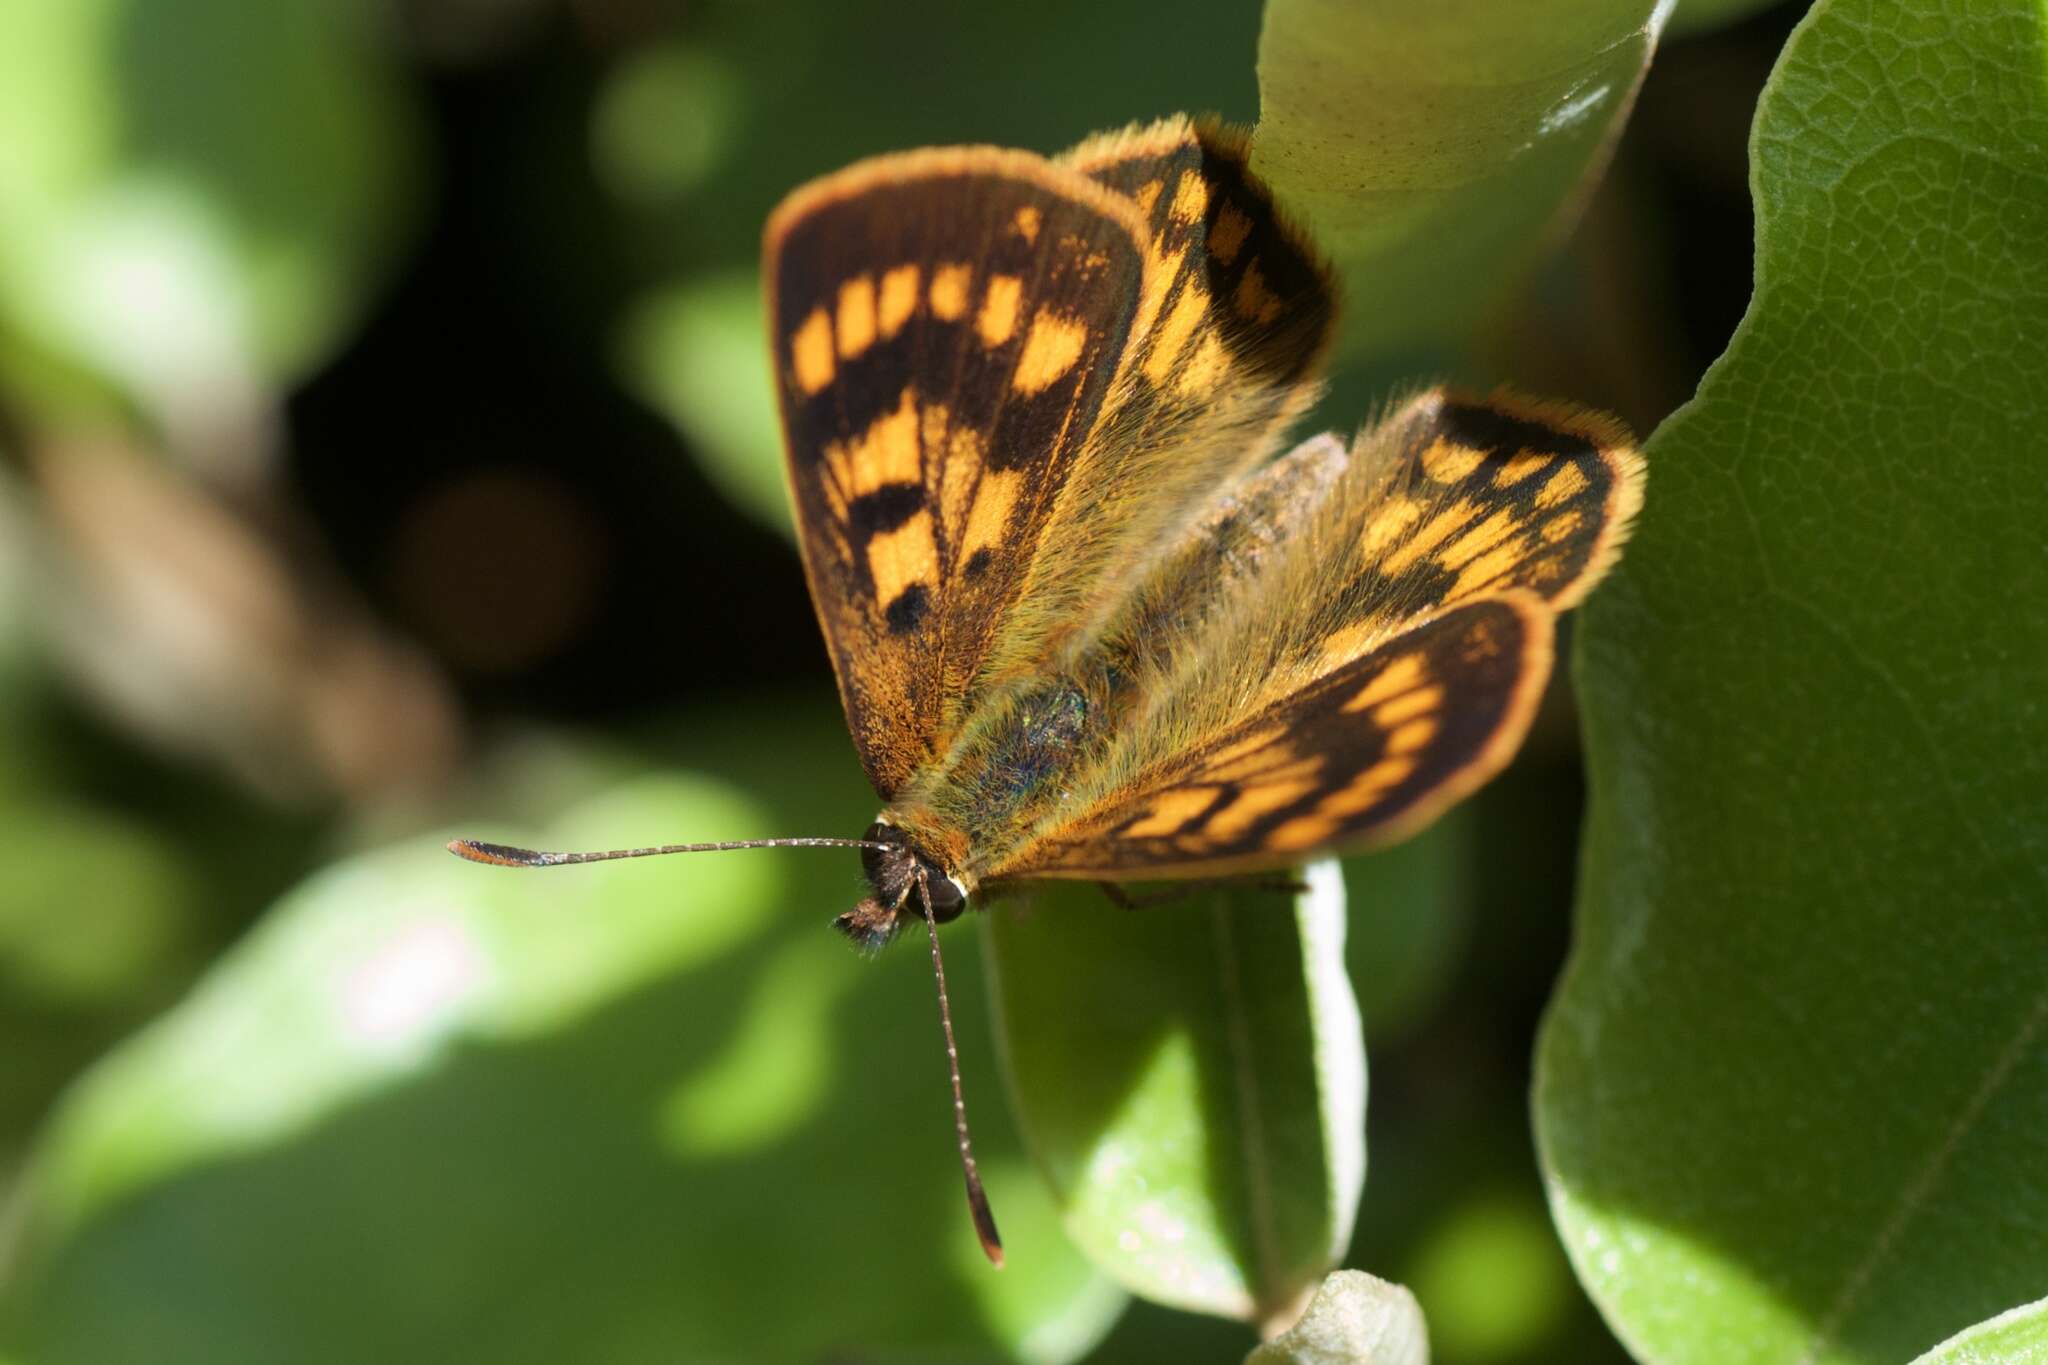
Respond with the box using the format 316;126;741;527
1251;0;1671;364
1909;1298;2048;1365
1539;1;2048;1360
988;863;1364;1328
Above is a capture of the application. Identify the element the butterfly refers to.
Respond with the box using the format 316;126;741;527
452;114;1643;1267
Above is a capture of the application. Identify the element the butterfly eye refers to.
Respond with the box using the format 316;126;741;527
923;868;966;922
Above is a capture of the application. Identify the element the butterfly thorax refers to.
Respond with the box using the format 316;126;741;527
884;658;1138;885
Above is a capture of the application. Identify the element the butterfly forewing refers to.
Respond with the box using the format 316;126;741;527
964;118;1341;688
766;151;1150;797
1065;115;1332;395
999;592;1552;879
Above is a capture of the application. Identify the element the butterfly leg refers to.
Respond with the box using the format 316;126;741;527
1095;875;1310;910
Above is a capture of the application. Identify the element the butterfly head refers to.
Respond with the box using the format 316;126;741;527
836;819;967;951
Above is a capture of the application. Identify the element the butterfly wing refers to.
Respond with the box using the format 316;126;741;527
765;150;1152;797
1005;591;1553;878
1064;115;1331;398
970;117;1337;682
987;390;1642;879
767;125;1337;800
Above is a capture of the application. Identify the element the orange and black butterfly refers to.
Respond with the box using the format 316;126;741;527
453;114;1643;1265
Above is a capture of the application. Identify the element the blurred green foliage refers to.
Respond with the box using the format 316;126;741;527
0;0;415;436
6;0;2039;1363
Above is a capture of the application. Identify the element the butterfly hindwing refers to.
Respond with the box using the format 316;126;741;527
765;150;1151;797
1002;592;1553;878
974;389;1640;881
1235;389;1643;719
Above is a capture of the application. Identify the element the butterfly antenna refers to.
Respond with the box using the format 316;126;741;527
917;871;1004;1268
447;836;889;867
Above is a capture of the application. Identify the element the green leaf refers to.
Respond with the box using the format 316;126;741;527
0;741;1122;1364
1910;1298;2048;1365
0;0;417;422
1250;0;1671;364
1245;1270;1428;1365
986;863;1364;1329
1538;1;2048;1362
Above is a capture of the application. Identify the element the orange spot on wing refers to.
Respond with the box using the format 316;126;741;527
1142;283;1208;384
959;466;1022;562
1537;462;1590;508
1439;509;1521;570
1208;203;1252;264
1204;780;1318;838
867;510;937;610
1361;497;1424;557
1384;718;1438;754
978;275;1022;346
1372;684;1441;727
1122;786;1222;838
791;308;834;394
930;263;972;320
824;388;920;498
1342;654;1426;713
1382;498;1480;575
836;275;876;358
1175;331;1230;397
1420;437;1484;484
1013;310;1088;394
1318;756;1418;817
878;265;919;339
1232;260;1284;324
1451;540;1530;598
